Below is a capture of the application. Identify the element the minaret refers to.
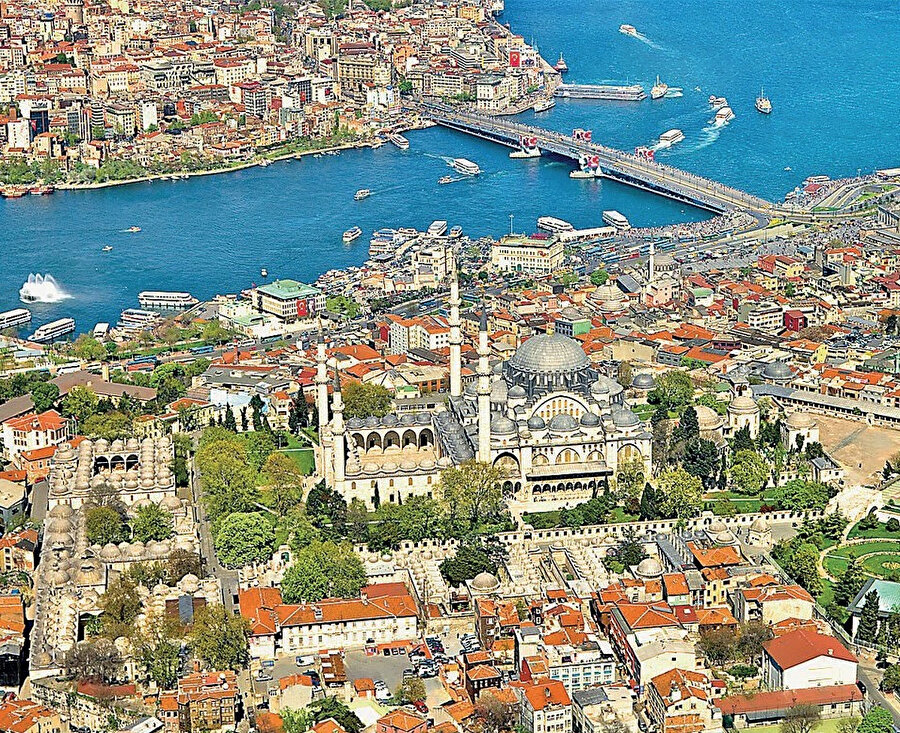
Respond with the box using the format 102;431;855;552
331;371;345;487
315;321;329;434
476;307;491;463
648;240;656;282
449;253;463;399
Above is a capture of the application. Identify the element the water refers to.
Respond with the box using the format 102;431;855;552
2;0;898;331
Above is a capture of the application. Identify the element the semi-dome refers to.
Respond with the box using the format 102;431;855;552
580;412;600;427
508;334;590;374
763;361;793;381
548;414;578;431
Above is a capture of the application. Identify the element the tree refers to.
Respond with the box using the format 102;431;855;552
834;559;868;607
684;438;720;488
189;603;250;670
98;576;142;637
86;505;128;546
131;504;174;542
214;512;276;568
474;690;516;733
195;435;258;520
604;527;647;572
655;467;704;520
590;268;609;286
285;505;322;552
774;540;822;596
439;536;506;587
698;627;737;665
167;549;202;583
397;677;426;703
281;540;366;602
648;371;693;409
31;381;60;412
223;408;237;432
729;449;770;495
880;663;900;693
368;496;447;550
65;638;122;683
130;611;182;688
262;452;305;513
677;406;700;441
617;361;632;388
437;460;504;531
732;424;755;453
858;707;893;733
73;334;107;361
613;456;645;508
62;385;100;423
246;430;276;472
201;320;232;344
288;697;361;733
342;382;392;420
639;481;664;520
856;590;880;644
772;479;833;512
780;704;820;733
737;620;773;660
305;481;348;537
82;411;132;440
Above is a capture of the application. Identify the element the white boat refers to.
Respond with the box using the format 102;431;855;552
755;88;772;114
354;189;371;201
713;106;735;126
388;134;410;150
261;268;268;278
650;75;669;100
30;317;75;343
537;216;575;233
449;158;480;175
369;228;403;256
126;226;141;233
533;98;556;113
427;220;448;237
438;176;455;184
708;95;728;109
619;24;638;36
658;129;685;147
553;53;568;73
92;323;110;340
343;226;363;243
0;308;31;330
260;159;271;167
102;245;113;252
119;308;161;330
449;226;463;238
138;291;198;310
602;210;631;229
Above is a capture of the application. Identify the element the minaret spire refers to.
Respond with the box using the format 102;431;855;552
476;304;491;463
449;253;463;398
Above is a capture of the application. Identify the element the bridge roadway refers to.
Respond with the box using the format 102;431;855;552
419;104;774;215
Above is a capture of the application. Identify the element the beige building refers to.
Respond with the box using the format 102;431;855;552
491;234;564;275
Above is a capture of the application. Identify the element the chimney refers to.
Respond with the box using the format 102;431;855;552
544;687;551;699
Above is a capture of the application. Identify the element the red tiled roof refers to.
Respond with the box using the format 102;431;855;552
715;684;862;715
523;679;570;711
764;629;856;669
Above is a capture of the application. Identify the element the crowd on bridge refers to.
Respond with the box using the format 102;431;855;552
623;210;759;243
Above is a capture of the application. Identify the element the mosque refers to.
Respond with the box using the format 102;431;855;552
318;270;652;511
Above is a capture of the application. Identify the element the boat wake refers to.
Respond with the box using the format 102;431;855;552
632;32;663;50
664;89;683;98
679;124;723;153
19;274;71;304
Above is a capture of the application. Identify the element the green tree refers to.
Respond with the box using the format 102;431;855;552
684;438;720;488
284;505;322;551
214;512;276;568
729;449;770;495
774;539;822;596
281;540;366;602
189;603;250;670
82;411;132;440
834;559;868;607
858;707;893;733
246;430;276;472
201;320;232;344
856;590;880;644
771;479;833;511
590;268;609;286
732;424;755;453
131;504;174;542
31;381;60;412
613;456;645;508
639;481;664;520
305;481;348;537
262;451;305;513
880;664;900;693
130;611;182;688
655;467;704;520
648;371;693;409
73;334;107;361
440;537;506;586
287;698;362;733
397;677;426;703
98;576;142;637
677;406;700;441
85;505;128;546
195;435;259;520
62;385;99;423
436;460;505;531
343;382;392;420
603;527;647;572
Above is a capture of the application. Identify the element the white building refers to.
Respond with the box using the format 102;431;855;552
762;629;857;690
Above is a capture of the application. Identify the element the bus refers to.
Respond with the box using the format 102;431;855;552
190;345;214;355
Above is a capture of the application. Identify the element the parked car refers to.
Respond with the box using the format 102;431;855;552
295;655;315;667
412;701;428;714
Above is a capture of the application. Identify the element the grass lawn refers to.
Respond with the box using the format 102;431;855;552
748;719;857;733
824;554;850;577
847;520;900;540
817;577;835;608
828;540;900;559
861;552;900;576
280;448;315;475
610;508;639;523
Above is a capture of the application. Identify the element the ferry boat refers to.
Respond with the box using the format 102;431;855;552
713;106;735;126
533;98;556;113
554;83;646;101
427;220;448;237
398;227;419;237
755;88;772;114
0;308;31;330
138;291;198;310
658;129;685;147
119;308;161;330
602;210;631;230
708;95;729;109
92;323;110;340
102;246;113;252
438;176;455;185
343;226;363;243
354;189;371;201
388;133;410;150
126;226;141;233
449;158;480;175
369;228;403;256
553;53;568;73
30;317;75;343
449;225;463;238
619;24;638;36
537;216;575;233
650;75;669;100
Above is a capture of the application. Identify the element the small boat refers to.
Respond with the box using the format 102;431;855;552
126;226;141;233
343;226;363;243
619;24;638;36
261;268;268;278
102;246;113;252
30;185;54;195
784;166;792;171
650;75;668;100
533;98;556;113
260;159;271;167
755;88;772;114
449;226;463;238
354;189;371;201
438;176;455;184
708;95;729;109
713;106;735;126
553;53;568;73
1;187;27;198
658;129;685;147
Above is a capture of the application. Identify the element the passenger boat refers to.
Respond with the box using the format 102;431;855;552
0;308;31;330
537;216;574;233
369;228;403;256
30;185;54;195
755;88;772;114
658;129;685;147
119;308;161;330
354;189;371;201
30;317;75;343
650;75;669;100
533;98;556;113
427;220;448;237
449;158;480;175
602;210;631;229
619;24;638;36
138;291;198;310
713;106;735;126
708;95;729;109
553;53;568;73
343;226;363;243
387;133;410;150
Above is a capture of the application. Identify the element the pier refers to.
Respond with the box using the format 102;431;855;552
418;104;773;215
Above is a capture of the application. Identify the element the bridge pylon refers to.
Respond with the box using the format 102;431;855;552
509;134;541;159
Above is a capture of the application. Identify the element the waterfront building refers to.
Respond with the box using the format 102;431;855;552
252;279;326;324
491;234;564;275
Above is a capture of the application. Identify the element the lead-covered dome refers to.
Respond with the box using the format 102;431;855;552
508;334;590;374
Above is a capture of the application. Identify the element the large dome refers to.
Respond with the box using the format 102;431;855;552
508;334;590;375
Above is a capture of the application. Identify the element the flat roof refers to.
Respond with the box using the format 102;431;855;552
257;279;320;300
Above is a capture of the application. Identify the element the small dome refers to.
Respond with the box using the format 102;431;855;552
527;416;546;430
400;460;417;471
548;414;578;431
48;503;74;518
612;408;640;428
786;411;816;429
160;495;182;511
632;373;655;389
763;361;793;381
750;517;770;532
100;543;121;560
508;385;526;399
715;530;736;545
636;557;662;578
729;395;759;413
381;414;399;427
708;519;728;533
695;405;724;430
591;379;610;395
470;571;500;592
491;414;517;435
580;412;600;427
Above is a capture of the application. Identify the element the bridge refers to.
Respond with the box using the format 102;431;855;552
418;104;774;215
